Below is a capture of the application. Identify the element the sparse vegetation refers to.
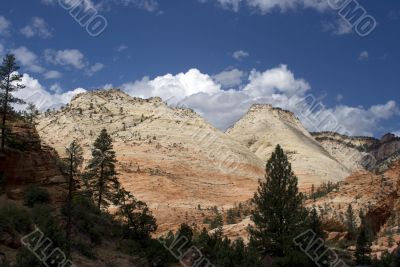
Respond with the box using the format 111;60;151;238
23;186;51;207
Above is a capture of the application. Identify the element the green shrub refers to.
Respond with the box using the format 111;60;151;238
0;203;32;234
31;205;66;250
23;186;50;207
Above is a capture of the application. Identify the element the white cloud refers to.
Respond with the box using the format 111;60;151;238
11;46;45;73
0;16;11;36
322;18;353;35
243;65;310;97
394;131;400;137
212;69;245;88
211;0;329;13
50;83;63;94
359;51;369;61
121;68;221;102
13;73;86;111
86;62;105;76
44;49;87;69
20;17;53;39
119;66;399;135
42;0;160;12
310;101;400;136
232;50;249;60
44;70;63;80
0;43;4;56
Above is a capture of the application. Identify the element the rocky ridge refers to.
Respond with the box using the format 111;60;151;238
36;89;265;231
226;104;351;189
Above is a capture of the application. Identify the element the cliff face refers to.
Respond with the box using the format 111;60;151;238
226;104;350;189
0;118;66;189
312;132;400;173
36;89;265;230
311;132;378;172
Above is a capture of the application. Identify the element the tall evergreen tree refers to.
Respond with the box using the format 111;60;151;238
26;103;39;125
309;205;325;239
346;204;357;240
64;140;83;257
355;211;372;265
0;54;25;151
115;186;157;239
84;129;120;210
248;145;311;265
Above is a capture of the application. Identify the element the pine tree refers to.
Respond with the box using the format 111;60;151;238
309;205;324;239
355;228;372;265
0;54;25;151
248;145;310;265
84;129;120;210
64;140;83;257
26;103;39;125
115;186;157;239
346;204;357;240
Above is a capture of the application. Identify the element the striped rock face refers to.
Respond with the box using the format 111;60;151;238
226;104;351;190
37;89;265;231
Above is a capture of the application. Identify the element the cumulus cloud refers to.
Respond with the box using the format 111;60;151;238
119;66;399;135
121;68;221;103
44;49;87;69
20;17;53;39
232;50;249;60
0;16;11;36
86;62;105;76
212;69;245;88
13;73;86;111
11;46;45;73
322;18;353;35
44;70;63;80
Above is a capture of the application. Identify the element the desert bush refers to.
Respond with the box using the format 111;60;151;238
23;186;50;207
0;203;32;233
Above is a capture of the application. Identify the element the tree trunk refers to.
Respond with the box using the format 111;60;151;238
98;163;104;210
66;153;73;258
1;75;10;152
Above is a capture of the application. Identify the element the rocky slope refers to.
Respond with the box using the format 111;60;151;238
36;89;265;231
226;104;350;189
311;132;377;171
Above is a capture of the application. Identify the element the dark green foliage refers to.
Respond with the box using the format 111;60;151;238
0;204;32;233
226;208;237;224
308;205;325;240
115;187;157;240
84;129;120;210
0;54;25;151
64;193;122;246
210;208;223;229
308;181;340;200
248;145;311;265
23;186;51;207
25;103;39;125
355;211;372;266
63;140;84;257
345;204;357;240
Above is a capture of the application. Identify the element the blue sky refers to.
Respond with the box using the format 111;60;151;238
1;0;400;137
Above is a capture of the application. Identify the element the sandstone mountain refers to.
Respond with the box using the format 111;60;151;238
36;89;265;231
226;104;350;189
311;132;377;171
